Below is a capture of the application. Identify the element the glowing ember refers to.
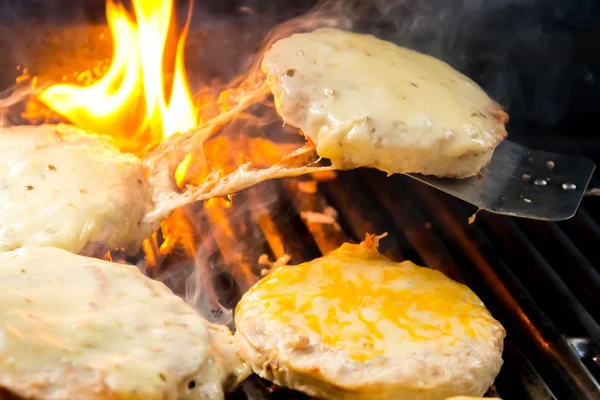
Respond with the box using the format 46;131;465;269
37;0;197;152
157;208;197;258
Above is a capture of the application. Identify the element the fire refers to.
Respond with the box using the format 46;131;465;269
37;0;197;152
22;0;305;304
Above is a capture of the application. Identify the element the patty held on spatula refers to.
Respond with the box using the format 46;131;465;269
262;28;508;178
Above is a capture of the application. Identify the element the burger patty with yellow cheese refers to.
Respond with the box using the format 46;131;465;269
0;246;250;400
235;239;505;400
262;28;508;178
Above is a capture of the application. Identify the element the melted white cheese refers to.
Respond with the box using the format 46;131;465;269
0;124;155;255
0;246;250;400
262;28;508;177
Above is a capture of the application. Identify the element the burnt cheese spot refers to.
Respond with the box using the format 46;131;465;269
286;68;296;77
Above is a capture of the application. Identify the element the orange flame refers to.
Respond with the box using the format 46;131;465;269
32;0;305;297
37;0;197;152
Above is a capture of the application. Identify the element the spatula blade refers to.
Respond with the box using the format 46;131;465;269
408;140;596;221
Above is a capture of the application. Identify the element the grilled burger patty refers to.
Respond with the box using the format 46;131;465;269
0;124;155;255
262;28;508;178
0;246;250;400
234;240;505;400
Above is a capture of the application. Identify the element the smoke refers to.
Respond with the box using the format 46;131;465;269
167;0;599;318
348;0;598;141
2;0;591;136
0;0;596;319
184;0;353;92
141;177;286;325
189;0;598;141
348;0;566;126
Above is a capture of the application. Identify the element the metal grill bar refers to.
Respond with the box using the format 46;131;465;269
515;218;600;322
494;338;556;399
320;173;406;261
3;12;598;400
358;170;464;281
282;178;348;255
558;208;600;270
477;214;600;338
246;183;317;265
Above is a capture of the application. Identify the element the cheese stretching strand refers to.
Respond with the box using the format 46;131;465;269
0;246;250;400
235;239;505;400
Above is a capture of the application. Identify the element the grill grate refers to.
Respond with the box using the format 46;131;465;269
197;169;600;400
1;7;598;399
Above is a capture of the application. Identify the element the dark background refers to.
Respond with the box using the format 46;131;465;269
1;0;599;164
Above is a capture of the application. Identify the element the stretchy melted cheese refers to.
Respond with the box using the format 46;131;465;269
0;125;154;255
0;247;250;400
263;28;508;178
235;242;505;400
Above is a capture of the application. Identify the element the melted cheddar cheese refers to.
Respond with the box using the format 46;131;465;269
237;242;504;362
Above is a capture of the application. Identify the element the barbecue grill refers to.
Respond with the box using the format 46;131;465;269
219;169;600;400
1;0;599;399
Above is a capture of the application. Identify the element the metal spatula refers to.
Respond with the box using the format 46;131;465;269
408;140;596;221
